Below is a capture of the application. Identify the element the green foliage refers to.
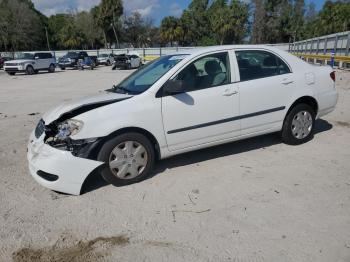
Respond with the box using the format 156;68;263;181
0;0;349;51
57;16;85;49
97;0;123;45
0;0;46;51
122;12;155;47
312;1;350;36
251;0;350;44
160;16;184;46
160;0;249;46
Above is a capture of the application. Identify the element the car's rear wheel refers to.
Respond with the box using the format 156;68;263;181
98;133;155;186
281;103;315;145
107;60;111;66
48;64;55;73
26;65;35;75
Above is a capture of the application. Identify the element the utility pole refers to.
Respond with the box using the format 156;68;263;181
45;27;50;51
112;11;120;49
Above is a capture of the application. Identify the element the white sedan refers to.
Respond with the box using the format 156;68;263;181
27;45;338;195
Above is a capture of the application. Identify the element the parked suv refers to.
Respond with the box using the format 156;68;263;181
58;51;97;70
4;52;56;75
97;53;114;66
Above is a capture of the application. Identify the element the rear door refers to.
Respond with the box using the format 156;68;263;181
43;53;53;68
162;51;241;151
234;49;294;134
34;53;46;69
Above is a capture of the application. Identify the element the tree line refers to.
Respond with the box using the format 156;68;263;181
0;0;349;52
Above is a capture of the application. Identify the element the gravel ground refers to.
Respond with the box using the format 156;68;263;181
0;66;349;262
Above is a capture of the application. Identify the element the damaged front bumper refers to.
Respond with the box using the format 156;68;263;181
27;131;104;195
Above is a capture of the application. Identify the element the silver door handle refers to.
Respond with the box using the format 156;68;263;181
223;90;238;96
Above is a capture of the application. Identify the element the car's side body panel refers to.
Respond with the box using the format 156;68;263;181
4;53;55;73
27;45;338;195
67;45;338;160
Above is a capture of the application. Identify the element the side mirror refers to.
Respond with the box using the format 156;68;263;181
163;80;186;95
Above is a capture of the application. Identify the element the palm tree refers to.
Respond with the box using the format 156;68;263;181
160;16;181;46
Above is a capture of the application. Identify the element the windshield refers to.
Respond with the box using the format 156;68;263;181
16;53;34;60
108;54;188;95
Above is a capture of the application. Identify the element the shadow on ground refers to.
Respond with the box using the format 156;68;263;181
82;119;332;194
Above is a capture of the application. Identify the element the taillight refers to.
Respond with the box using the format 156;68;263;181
330;71;335;82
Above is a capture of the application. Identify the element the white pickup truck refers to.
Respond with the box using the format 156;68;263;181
4;52;56;75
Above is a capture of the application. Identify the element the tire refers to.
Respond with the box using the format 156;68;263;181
7;72;15;76
48;64;55;73
107;60;111;66
97;133;155;187
281;103;315;145
26;65;35;75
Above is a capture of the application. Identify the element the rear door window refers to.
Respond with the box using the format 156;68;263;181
235;50;291;81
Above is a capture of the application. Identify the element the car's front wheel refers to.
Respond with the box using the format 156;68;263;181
281;104;315;145
98;133;155;186
26;65;35;75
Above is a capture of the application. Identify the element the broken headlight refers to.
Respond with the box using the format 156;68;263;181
56;119;83;140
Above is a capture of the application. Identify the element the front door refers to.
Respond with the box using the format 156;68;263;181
162;51;240;151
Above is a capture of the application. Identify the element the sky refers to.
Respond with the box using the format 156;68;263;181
32;0;328;25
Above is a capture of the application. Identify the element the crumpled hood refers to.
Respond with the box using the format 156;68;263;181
42;92;133;124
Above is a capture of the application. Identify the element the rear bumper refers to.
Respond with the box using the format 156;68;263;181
27;131;104;195
316;89;338;118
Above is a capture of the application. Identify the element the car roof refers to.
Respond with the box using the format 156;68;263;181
175;45;282;56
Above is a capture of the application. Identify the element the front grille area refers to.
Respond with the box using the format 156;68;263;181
5;63;18;66
4;68;20;72
35;119;45;138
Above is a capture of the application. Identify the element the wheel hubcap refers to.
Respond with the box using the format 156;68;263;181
109;141;148;179
291;111;313;139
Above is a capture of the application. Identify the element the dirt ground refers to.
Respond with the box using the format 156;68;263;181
0;66;349;262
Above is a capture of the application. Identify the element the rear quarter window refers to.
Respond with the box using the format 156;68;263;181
235;50;291;81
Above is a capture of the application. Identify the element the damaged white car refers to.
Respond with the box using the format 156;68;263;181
27;45;338;195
